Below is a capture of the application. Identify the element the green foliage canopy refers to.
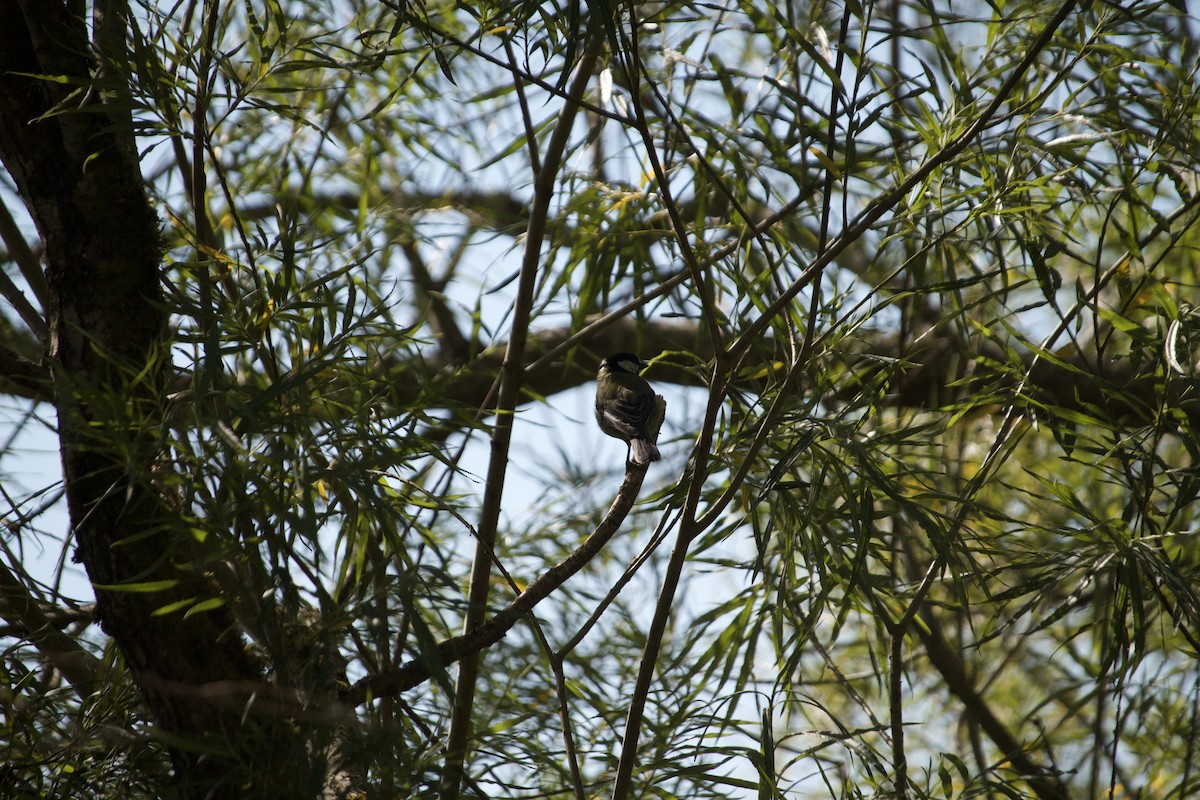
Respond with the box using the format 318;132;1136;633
1;1;1199;798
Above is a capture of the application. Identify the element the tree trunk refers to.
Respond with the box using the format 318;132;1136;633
0;4;316;794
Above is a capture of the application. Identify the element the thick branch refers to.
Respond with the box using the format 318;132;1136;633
377;314;1183;434
0;560;101;697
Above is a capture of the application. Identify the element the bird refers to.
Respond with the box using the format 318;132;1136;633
595;352;666;466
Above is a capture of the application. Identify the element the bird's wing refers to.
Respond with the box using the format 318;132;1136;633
599;407;640;439
616;386;657;434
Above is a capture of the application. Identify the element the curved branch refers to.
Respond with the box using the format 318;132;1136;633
340;463;650;705
160;464;652;715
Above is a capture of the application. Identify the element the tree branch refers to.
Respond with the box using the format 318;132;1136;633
341;462;649;705
0;559;101;698
0;339;50;401
439;40;605;800
916;609;1069;800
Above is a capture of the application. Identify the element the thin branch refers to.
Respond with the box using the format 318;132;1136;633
611;354;730;799
543;631;587;800
0;208;45;314
558;504;683;657
890;627;907;800
725;0;1082;364
0;340;50;401
616;11;723;352
340;463;649;705
0;259;46;343
503;34;541;178
439;42;603;800
0;195;48;337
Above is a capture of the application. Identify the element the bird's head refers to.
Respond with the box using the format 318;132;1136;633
600;352;646;376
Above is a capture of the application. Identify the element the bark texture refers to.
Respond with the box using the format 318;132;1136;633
0;4;309;794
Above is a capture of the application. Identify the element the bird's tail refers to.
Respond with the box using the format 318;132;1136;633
629;395;666;466
630;438;661;466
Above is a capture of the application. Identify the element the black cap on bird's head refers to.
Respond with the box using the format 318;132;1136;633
600;352;646;374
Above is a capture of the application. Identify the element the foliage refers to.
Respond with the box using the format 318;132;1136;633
2;0;1200;797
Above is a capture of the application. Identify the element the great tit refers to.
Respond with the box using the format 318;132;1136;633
595;353;666;466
